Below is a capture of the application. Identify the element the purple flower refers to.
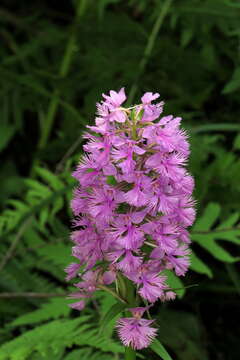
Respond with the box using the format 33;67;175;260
109;213;145;251
124;172;151;207
103;88;126;108
141;92;160;104
88;186;120;222
166;245;191;276
140;92;164;122
116;307;157;349
137;271;167;303
65;263;80;281
116;318;157;349
116;250;142;274
102;88;127;123
69;301;85;311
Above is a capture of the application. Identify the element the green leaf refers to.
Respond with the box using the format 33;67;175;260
217;213;239;229
39;207;49;230
234;133;240;150
164;270;185;298
10;298;70;327
191;204;240;270
192;234;237;263
222;67;240;94
37;243;72;267
0;317;91;360
214;229;240;245
35;167;64;190
193;203;221;231
151;339;173;360
180;28;193;47
190;251;213;278
0;123;16;152
99;302;127;333
24;179;51;197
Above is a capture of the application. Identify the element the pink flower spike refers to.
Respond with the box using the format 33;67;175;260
67;88;196;345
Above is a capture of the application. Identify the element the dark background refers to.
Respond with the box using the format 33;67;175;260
0;1;240;359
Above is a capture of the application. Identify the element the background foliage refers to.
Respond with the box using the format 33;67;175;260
0;0;240;359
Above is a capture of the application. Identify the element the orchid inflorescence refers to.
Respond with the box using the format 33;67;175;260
65;88;195;350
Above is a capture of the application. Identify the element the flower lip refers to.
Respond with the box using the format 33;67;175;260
128;305;152;319
116;316;157;349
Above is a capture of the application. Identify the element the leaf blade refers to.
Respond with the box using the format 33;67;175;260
99;302;127;333
151;339;173;360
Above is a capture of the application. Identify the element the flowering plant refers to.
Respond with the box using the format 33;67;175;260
66;88;195;356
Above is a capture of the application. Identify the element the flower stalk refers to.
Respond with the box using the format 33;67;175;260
125;346;136;360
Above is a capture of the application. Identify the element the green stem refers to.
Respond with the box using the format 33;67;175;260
37;0;86;150
98;285;127;304
132;119;137;140
124;279;137;360
125;278;136;307
128;0;173;105
125;347;136;360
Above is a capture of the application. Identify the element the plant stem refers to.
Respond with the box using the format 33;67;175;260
37;0;86;150
128;0;172;105
125;278;136;307
125;347;136;360
98;285;127;304
124;279;137;360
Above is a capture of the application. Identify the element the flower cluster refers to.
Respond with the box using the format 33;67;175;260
66;88;195;349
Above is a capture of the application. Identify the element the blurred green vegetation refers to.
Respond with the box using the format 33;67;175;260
0;0;240;359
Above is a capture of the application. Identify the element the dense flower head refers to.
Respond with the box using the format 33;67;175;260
66;88;195;349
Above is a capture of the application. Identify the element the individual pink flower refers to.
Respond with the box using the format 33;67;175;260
116;307;157;350
65;263;80;281
109;211;147;251
137;271;167;303
116;318;157;350
116;250;142;274
103;88;126;108
140;92;164;122
69;300;85;311
141;92;160;104
102;88;127;123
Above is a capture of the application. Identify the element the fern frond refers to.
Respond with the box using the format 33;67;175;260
0;317;89;360
0;316;122;360
190;202;240;276
0;171;74;240
10;298;70;327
